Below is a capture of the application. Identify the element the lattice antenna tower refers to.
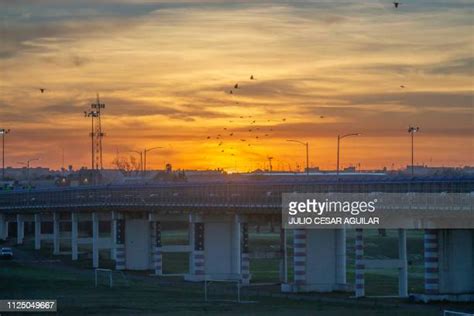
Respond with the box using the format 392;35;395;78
84;94;106;170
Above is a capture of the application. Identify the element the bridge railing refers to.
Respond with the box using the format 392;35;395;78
0;179;472;210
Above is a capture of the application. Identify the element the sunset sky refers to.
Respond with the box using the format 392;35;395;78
1;0;472;172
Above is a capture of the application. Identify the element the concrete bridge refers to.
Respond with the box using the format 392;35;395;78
0;175;473;302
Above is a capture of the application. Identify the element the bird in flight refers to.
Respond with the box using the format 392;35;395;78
393;2;400;8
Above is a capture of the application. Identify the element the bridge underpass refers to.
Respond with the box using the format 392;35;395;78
0;176;473;302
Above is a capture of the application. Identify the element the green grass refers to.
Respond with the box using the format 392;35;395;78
0;261;439;315
0;229;453;314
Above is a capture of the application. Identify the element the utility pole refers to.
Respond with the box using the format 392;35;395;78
18;158;39;187
287;140;309;175
143;147;163;176
337;133;360;176
267;156;273;172
0;129;10;180
408;126;420;177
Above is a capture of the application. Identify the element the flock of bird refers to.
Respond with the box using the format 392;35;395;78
35;1;405;162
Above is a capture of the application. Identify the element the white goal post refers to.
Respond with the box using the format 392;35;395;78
95;268;113;288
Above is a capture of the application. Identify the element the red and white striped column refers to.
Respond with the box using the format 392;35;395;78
424;229;439;295
355;228;365;297
115;219;126;270
193;222;205;277
241;223;250;284
151;221;162;275
293;229;307;286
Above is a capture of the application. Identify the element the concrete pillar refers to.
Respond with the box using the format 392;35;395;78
34;214;41;250
71;213;78;260
241;222;250;284
336;228;346;285
0;214;6;240
192;222;205;277
151;221;162;275
424;229;439;295
53;212;60;255
232;215;241;275
115;218;125;270
92;212;99;268
398;229;408;297
283;229;348;293
355;228;365;297
4;221;8;240
293;229;307;286
16;214;24;245
111;211;117;260
279;228;288;283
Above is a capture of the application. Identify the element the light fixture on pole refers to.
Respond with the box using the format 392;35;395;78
287;139;309;175
337;133;360;176
144;147;163;176
408;126;420;177
0;128;10;180
18;158;40;186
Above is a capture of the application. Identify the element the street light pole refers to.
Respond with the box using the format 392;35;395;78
287;140;309;175
408;126;420;177
0;129;10;181
336;133;360;176
143;147;163;176
18;158;39;187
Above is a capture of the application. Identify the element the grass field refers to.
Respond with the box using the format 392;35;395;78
0;228;465;315
0;260;441;315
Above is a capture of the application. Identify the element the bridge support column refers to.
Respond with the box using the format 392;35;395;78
336;228;347;285
150;221;162;275
111;211;117;261
241;221;250;285
186;214;247;282
279;228;288;283
293;229;306;287
355;228;365;297
92;212;99;268
417;229;474;302
71;213;78;260
53;213;60;255
424;229;439;295
115;217;125;270
0;214;6;241
16;214;24;245
398;229;408;297
187;218;205;280
282;228;347;293
34;214;41;250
